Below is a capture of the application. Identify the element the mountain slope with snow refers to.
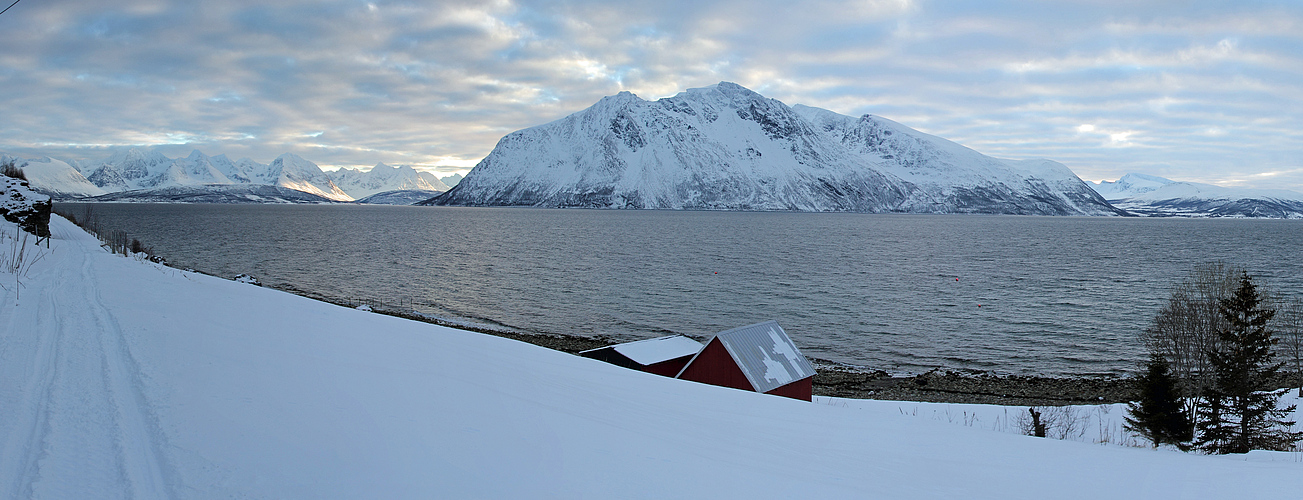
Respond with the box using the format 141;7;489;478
1093;173;1303;218
329;163;449;199
428;82;1120;215
2;217;1301;497
0;155;104;197
1092;173;1174;200
264;153;353;201
86;184;339;204
69;149;354;202
354;189;446;205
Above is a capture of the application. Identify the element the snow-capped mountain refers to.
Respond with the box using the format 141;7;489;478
264;153;353;202
427;82;1120;215
1099;176;1303;218
329;163;449;199
65;148;354;202
1091;173;1174;200
84;149;236;190
86;149;175;191
440;173;464;187
89;184;341;204
0;154;104;197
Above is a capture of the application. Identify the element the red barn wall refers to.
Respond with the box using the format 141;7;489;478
676;339;752;391
764;376;813;401
643;356;692;378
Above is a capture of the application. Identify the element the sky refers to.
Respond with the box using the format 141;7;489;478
0;0;1300;187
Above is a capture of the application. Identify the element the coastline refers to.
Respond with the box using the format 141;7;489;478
319;295;1141;406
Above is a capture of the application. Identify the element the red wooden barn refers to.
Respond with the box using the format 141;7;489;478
579;335;704;377
675;320;816;401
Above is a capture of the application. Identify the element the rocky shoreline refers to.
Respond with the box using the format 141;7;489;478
810;365;1136;406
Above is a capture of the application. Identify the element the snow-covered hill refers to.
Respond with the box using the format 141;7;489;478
3;217;1301;497
428;82;1121;215
1093;174;1303;218
329;163;449;199
0;155;104;197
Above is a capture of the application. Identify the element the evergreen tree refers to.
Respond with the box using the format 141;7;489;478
1125;353;1192;449
1195;273;1302;454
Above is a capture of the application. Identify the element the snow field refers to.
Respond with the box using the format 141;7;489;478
2;217;1302;498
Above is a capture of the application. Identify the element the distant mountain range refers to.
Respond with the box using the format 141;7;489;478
1091;173;1303;218
1;151;458;204
424;82;1123;216
7;83;1303;217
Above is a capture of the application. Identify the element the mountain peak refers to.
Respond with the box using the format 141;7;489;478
430;83;1118;215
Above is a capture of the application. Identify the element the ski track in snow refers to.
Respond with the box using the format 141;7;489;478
1;221;171;499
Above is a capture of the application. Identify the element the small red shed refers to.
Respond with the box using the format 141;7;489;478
579;335;704;377
675;320;816;401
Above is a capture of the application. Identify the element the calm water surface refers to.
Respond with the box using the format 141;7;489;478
58;203;1303;376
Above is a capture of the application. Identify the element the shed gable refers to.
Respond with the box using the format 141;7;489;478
713;321;816;394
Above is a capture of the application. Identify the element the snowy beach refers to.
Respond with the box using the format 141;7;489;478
3;216;1302;498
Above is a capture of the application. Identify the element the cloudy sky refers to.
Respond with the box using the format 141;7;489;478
1;0;1300;187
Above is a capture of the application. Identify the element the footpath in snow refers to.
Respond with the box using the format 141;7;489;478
1;216;1301;498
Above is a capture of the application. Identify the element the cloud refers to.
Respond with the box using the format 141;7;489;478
0;0;1300;189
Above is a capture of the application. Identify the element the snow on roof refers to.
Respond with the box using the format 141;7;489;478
597;335;703;366
713;321;816;394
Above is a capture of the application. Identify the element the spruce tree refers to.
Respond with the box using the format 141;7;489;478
1125;353;1192;449
1195;273;1302;454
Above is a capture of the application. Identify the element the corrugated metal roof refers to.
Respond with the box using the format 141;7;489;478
609;335;703;365
712;320;816;394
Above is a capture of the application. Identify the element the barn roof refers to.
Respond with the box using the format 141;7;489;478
582;335;703;366
709;321;816;394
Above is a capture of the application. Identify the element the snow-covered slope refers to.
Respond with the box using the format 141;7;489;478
1092;173;1174;200
794;105;1117;215
329;163;449;199
353;189;445;205
3;217;1301;497
0;155;104;198
429;82;1120;215
1095;174;1303;218
264;153;353;202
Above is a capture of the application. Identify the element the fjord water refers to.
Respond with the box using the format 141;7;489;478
61;203;1303;376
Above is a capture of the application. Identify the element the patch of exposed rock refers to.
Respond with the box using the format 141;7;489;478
2;175;52;237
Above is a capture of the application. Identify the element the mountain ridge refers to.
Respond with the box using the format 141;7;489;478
1092;173;1303;218
425;82;1122;215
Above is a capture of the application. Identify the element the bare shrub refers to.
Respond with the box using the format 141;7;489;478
1141;262;1243;421
1279;298;1303;397
2;223;47;301
1;159;26;180
1016;406;1089;441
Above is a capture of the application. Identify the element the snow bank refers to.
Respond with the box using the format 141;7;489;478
2;217;1301;498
